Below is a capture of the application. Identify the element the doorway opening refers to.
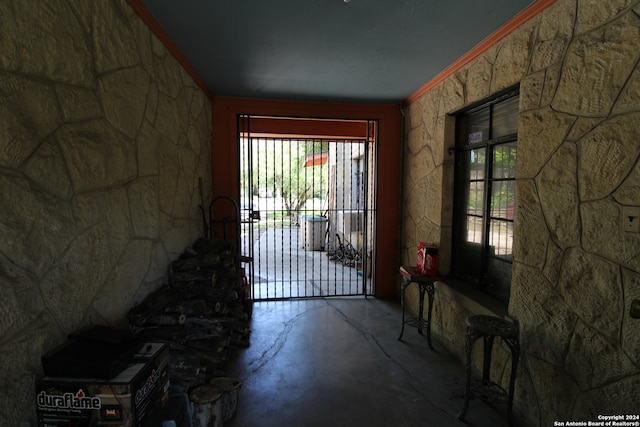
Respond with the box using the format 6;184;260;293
238;115;378;300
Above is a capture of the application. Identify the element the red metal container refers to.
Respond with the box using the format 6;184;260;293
417;243;438;276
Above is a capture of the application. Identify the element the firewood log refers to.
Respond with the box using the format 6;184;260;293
127;285;177;326
163;299;210;317
192;237;235;255
143;313;187;326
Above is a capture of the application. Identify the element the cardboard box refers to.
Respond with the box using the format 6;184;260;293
36;343;169;427
131;342;171;414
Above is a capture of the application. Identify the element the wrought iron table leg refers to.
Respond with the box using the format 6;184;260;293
398;278;409;340
425;282;435;349
417;283;425;335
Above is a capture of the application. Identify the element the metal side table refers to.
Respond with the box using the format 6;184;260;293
458;314;520;426
398;265;440;349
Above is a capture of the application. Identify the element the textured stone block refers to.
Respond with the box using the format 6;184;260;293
558;248;623;340
99;66;150;138
93;0;140;73
57;120;137;192
553;12;640;117
510;263;575;365
578;112;640;201
530;0;574;72
0;0;93;86
536;142;580;248
517;107;576;179
0;75;61;168
565;320;636;390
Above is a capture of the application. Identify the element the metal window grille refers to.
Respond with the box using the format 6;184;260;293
452;89;519;302
238;115;378;300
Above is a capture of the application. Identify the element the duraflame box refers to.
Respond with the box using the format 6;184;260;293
36;343;169;427
416;243;438;276
131;342;170;414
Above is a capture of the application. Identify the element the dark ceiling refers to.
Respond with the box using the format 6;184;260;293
141;0;534;104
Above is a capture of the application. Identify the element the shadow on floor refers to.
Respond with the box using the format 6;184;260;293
226;297;511;427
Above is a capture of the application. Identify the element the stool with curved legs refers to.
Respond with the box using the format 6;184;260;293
458;314;520;426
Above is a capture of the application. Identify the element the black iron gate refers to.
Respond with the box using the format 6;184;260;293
239;115;377;300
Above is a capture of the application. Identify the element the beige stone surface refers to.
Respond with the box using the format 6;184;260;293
510;264;575;366
438;74;465;115
520;71;544;112
155;92;182;142
406;125;428;157
578;112;640;201
575;0;637;35
419;85;442;135
145;82;160;124
0;0;93;86
0;175;75;275
57;120;138;192
401;0;640;422
558;248;623;339
160;212;197;259
530;0;574;73
128;176;160;238
553;12;640;117
566;116;605;142
155;52;187;99
55;84;103;122
517;107;575;179
513;180;548;269
621;268;640;365
491;22;536;92
542;241;564;287
99;66;150;138
581;199;640;271
93;0;140;74
0;315;63;426
92;239;154;324
566;320;637;389
39;224;113;331
0;253;42;341
0;74;62;168
613;64;640;115
0;2;213;423
615;158;640;205
23;137;74;200
536;142;580;248
522;357;579;427
572;374;640;420
540;63;562;107
465;56;493;103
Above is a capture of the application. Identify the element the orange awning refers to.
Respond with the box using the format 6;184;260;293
303;151;328;167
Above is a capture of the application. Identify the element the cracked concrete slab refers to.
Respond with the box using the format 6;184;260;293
227;298;509;426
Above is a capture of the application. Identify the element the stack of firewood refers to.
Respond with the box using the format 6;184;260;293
128;237;251;395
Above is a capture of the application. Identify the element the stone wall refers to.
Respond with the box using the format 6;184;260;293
402;0;640;424
0;1;213;424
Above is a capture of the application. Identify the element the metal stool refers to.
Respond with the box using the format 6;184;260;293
398;265;439;349
458;314;520;426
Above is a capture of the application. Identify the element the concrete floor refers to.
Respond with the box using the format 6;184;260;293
226;297;510;427
244;226;372;299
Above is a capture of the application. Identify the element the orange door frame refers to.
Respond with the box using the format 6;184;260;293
212;97;402;297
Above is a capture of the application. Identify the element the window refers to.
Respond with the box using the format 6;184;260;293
452;88;519;302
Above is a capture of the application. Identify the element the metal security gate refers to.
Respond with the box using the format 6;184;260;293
238;115;377;300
